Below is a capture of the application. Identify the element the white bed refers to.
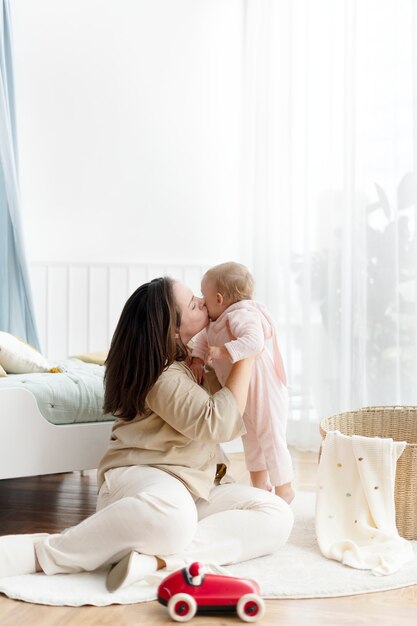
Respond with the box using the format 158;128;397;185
0;387;113;479
0;260;207;480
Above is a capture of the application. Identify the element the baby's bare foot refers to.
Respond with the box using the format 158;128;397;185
275;483;295;504
250;470;272;492
252;478;273;492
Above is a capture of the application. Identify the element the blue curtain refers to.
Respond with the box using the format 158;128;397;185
0;0;40;349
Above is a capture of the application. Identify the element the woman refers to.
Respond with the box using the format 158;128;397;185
0;278;293;591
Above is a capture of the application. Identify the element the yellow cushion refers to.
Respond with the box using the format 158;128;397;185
0;332;52;374
0;363;7;377
71;351;108;366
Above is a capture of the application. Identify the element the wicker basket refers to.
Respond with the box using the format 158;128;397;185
319;406;417;540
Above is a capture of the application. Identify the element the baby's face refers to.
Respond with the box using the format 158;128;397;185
201;277;227;321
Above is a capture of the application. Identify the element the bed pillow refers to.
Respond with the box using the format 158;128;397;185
71;351;108;366
0;363;7;377
0;331;52;374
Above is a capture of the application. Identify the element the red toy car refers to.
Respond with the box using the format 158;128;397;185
157;561;265;622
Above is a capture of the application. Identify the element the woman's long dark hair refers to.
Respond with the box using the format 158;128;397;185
103;277;187;420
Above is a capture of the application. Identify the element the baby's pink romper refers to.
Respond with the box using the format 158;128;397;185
192;300;293;486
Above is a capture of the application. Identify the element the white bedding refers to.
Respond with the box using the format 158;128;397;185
0;359;113;425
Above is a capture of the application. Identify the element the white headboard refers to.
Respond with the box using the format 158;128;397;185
30;262;208;359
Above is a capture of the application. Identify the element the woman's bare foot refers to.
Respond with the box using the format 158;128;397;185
0;534;48;577
275;482;295;504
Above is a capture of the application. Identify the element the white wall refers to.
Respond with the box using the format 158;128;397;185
11;0;244;265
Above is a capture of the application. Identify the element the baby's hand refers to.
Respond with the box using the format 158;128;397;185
204;346;231;365
190;357;205;384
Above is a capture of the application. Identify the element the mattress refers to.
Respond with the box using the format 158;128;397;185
0;358;114;425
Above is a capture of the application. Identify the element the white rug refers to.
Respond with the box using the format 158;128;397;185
1;491;417;606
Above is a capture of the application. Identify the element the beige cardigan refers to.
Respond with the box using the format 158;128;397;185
97;361;245;499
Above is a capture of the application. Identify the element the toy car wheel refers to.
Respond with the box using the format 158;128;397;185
236;593;266;622
167;593;197;622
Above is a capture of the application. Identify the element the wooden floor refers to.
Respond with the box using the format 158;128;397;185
0;450;416;625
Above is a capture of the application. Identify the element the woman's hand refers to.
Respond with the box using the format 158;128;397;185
189;357;205;384
204;346;232;365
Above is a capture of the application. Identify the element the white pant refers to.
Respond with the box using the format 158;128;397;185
36;466;294;575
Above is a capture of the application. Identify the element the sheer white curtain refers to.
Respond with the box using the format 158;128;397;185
240;0;417;450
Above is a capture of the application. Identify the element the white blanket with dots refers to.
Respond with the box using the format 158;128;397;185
315;430;414;575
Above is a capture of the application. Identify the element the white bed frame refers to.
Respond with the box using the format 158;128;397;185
0;388;113;479
0;261;208;480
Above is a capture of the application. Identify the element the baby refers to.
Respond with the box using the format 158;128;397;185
190;262;294;503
